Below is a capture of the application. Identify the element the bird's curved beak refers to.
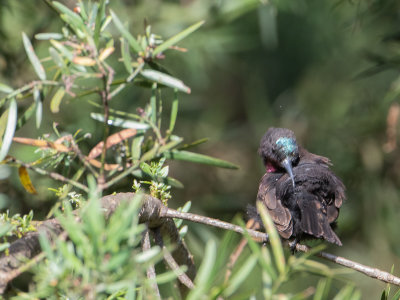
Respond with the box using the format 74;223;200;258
282;157;295;187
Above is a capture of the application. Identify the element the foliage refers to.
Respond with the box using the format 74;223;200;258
0;210;35;238
0;0;238;206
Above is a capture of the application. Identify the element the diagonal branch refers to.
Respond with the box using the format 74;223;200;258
153;227;195;291
141;225;161;299
295;244;400;286
162;209;268;242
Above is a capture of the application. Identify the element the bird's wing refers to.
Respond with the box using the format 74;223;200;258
299;147;332;166
257;173;293;239
289;162;345;224
328;173;345;223
297;195;342;246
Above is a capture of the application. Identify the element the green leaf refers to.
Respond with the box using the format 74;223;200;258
156;266;187;284
178;138;209;150
16;102;35;130
0;223;13;237
141;69;191;94
120;37;133;73
169;90;179;133
52;2;86;38
391;288;400;300
78;1;88;20
188;240;216;300
153;20;205;57
313;278;331;300
139;162;151;174
58;241;83;270
101;15;112;32
150;83;157;124
83;196;105;252
0;99;17;162
0;243;10;252
261;269;272;299
0;109;9;146
158;136;183;153
90;113;150;130
110;10;142;53
50;40;73;61
94;0;106;46
224;254;258;297
257;201;286;275
55;202;90;249
33;87;42;128
0;83;13;94
50;87;65;113
104;250;130;271
179;225;188;238
22;32;46;80
134;246;160;263
49;47;65;68
131;170;184;188
333;285;357;300
38;232;54;260
163;150;239;169
35;33;63;40
131;132;144;161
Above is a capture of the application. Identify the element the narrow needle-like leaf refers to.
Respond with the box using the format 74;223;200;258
22;33;46;80
153;20;205;57
0;99;17;161
110;10;142;53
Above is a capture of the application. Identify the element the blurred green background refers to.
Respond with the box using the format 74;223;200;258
1;0;400;297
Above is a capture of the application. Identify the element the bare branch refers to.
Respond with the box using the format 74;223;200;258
162;209;268;243
296;244;400;286
153;227;195;290
141;226;160;299
7;157;89;193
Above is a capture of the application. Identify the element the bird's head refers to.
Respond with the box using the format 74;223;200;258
258;127;299;187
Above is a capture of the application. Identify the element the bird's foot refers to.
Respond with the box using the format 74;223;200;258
288;239;298;254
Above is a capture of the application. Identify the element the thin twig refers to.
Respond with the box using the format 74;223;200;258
162;209;268;243
296;244;400;286
0;80;60;107
98;70;112;186
70;139;99;177
153;228;195;289
109;62;144;99
141;226;161;299
99;161;140;190
9;157;89;193
0;252;45;287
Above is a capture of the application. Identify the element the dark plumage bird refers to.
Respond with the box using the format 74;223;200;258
255;127;345;246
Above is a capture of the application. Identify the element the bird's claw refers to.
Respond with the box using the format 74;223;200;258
289;239;298;254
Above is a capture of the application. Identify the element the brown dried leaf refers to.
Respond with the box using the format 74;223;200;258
88;159;123;171
88;128;137;159
12;137;70;152
73;56;96;66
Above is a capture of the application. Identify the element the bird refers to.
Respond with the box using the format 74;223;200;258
254;127;345;246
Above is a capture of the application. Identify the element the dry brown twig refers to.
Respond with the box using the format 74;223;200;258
0;192;399;296
141;226;161;299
